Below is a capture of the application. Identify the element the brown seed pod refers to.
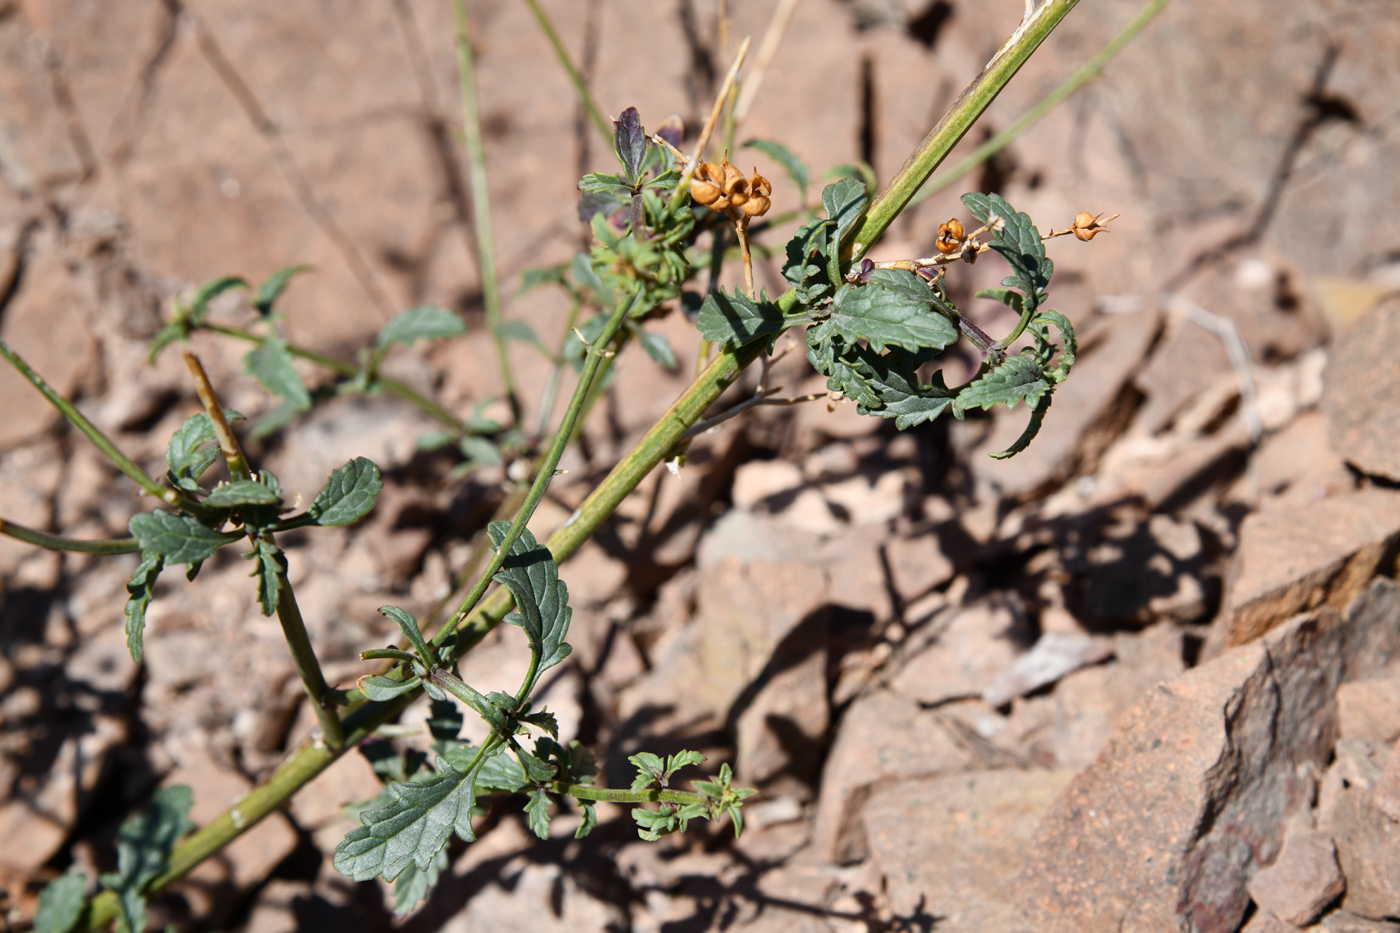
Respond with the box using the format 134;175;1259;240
690;162;728;209
935;217;966;254
1073;211;1107;241
741;170;772;217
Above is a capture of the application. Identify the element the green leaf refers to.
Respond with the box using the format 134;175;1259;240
442;744;529;794
391;843;447;917
129;511;240;565
782;217;835;305
358;674;423;701
147;317;189;364
628;752;664;793
123;550;163;664
514;746;557;783
458;436;502;467
632;326;677;368
989;393;1052;460
249;398;305;442
525;791;552;840
187;276;249;325
415;430;458;452
309;457;382;526
204;479;281;508
821;178;869;247
742;138;809;203
486;522;572;692
575;801;598;839
852;348;956;429
249;539;285;616
570;251;606;296
663;750;706;781
1029;309;1077;384
823;161;878;197
34;872;87;933
516;263;568;295
378;305;467;349
379;606;434;667
961;192;1053;309
577;172;635;196
613;106;647;185
243;336;311;410
953;352;1051;416
99;785;194;933
696;288;789;349
253;265;312;316
334;754;480;882
519;709;559;737
807;278;958;354
974;287;1024;314
497;319;551;358
806;331;881;409
165;410;243;492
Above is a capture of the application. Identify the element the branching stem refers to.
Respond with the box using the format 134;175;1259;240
0;519;140;554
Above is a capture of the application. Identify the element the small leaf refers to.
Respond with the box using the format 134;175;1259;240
458;436;502;467
961;192;1053;309
243;336;311;410
577;172;635;196
497;319;551;358
953;352;1050;416
253;265;312;316
663;750;706;781
1030;309;1077;384
415;430;458;452
486;522;573;694
334;755;480;882
989;393;1052;460
99;785;194;933
525;791;552;840
520;708;559;737
517;263;568;295
204;479;281;508
379;606;434;667
378;305;467;349
613;106;647;185
391;844;447;916
514;746;558;783
310;458;382;526
165;410;243;491
974;287;1024;314
633;326;677;368
574;801;598;839
34;872;87;933
807;278;958;355
187;276;249;325
629;752;664;793
358;674;423;701
250;539;285;616
570;252;606;295
742;138;809;203
123;551;163;664
129;511;240;565
821;178;869;247
696;288;790;349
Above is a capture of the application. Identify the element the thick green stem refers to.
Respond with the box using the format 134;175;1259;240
0;518;141;554
520;0;611;145
0;338;178;507
454;0;520;426
845;0;1082;262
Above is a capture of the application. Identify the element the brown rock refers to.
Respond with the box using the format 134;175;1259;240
1230;409;1353;509
1217;488;1400;649
1240;914;1303;933
811;689;973;864
1332;757;1400;921
1324;912;1400;932
1337;677;1400;743
1376;738;1400;823
889;596;1032;705
1020;579;1400;933
882;531;955;604
983;632;1114;709
1325;298;1400;482
864;769;1075;932
1246;831;1345;926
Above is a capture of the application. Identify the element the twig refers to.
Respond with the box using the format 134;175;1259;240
184;352;251;481
668;36;752;212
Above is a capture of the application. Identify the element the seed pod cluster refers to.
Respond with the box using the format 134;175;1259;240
1073;211;1108;241
935;218;967;254
690;157;772;218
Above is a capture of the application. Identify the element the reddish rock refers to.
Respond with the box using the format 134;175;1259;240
882;531;955;603
1325;298;1400;483
1331;764;1400;921
1337;677;1400;744
983;632;1114;709
1246;831;1345;926
1020;579;1400;933
889;596;1032;706
1239;913;1303;933
1376;738;1400;823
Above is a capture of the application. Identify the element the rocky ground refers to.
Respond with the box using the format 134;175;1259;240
2;0;1400;931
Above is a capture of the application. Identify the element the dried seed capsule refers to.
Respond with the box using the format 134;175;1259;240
1073;211;1107;241
741;171;772;217
690;161;727;208
935;218;965;254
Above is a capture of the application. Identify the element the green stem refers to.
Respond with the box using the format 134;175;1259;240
555;783;704;806
533;295;584;438
454;0;521;426
845;0;1082;263
0;338;179;507
0;518;141;554
520;0;611;145
910;0;1171;208
203;325;470;433
272;567;345;749
436;290;641;649
361;647;419;664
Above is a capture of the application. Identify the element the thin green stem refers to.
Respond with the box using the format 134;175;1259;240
361;647;420;664
436;290;641;648
0;338;179;507
0;518;141;554
910;0;1171;208
845;0;1082;263
533;296;584;438
272;568;345;748
203;325;470;433
520;0;611;144
554;783;704;806
454;0;520;426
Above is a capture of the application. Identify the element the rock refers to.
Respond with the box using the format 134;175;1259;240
1239;914;1303;933
889;596;1032;706
1245;831;1345;926
1323;912;1400;932
983;632;1114;708
1228;409;1354;509
1080;513;1208;628
1325;298;1400;482
1375;738;1400;822
1020;578;1400;933
1331;753;1400;921
864;769;1075;932
1215;487;1400;650
882;531;955;604
1337;677;1400;743
811;689;973;864
731;459;806;512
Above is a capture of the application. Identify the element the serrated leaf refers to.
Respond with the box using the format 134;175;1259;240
1030;309;1077;384
782;218;835;306
849;346;956;429
664;750;707;780
99;785;193;933
129;511;240;565
520;708;559;737
165;410;243;491
378;305;467;349
243;336;311;410
310;457;382;526
574;801;598;839
497;319;551;358
358;674;423;701
253;265;312;316
334;754;479;882
822;161;877;196
250;539;285;616
961;192;1053;309
204;479;281;508
34;872;87;933
123;550;163;664
514;746;557;783
696;288;789;349
187;275;249;325
863;268;941;305
486;522;572;693
742;138;809;202
989;393;1052;460
525;791;552;840
821;178;868;248
379;606;434;666
629;752;664;793
442;743;530;794
807;279;958;355
633;327;676;368
806;330;881;408
974;287;1024;314
953;352;1050;416
577;172;635;196
516;263;568;295
391;843;447;917
613;106;647;184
